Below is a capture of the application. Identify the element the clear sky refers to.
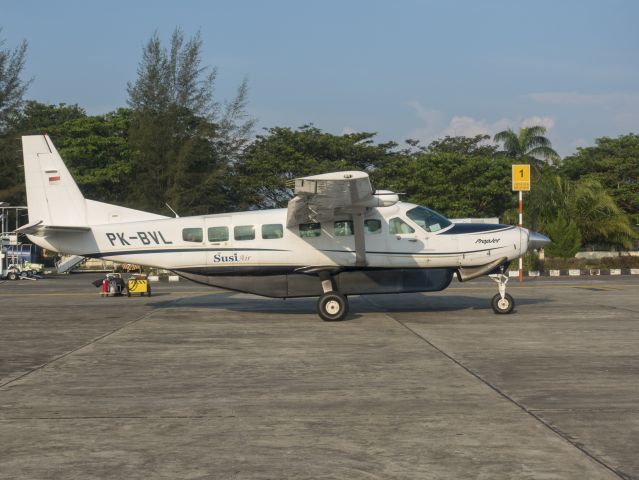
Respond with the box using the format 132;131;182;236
3;0;638;156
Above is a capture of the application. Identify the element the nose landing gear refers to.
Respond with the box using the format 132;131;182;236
489;272;515;314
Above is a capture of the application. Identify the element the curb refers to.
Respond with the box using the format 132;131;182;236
509;268;639;277
147;275;180;282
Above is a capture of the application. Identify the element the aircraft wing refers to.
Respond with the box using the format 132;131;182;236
286;171;399;267
286;171;374;227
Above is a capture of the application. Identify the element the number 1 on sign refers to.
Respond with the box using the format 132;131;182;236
511;164;531;191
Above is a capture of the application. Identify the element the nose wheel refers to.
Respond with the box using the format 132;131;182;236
489;273;515;314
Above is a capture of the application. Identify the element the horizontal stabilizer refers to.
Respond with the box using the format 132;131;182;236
16;221;91;236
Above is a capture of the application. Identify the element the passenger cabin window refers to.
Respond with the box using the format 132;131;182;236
182;228;203;242
365;219;382;234
334;220;353;236
406;206;452;232
234;225;255;241
262;224;283;239
299;223;321;238
389;218;415;235
208;226;229;242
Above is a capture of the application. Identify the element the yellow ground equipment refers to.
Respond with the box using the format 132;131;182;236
127;273;151;297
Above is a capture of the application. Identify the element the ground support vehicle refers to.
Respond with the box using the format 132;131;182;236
101;273;126;297
127;273;151;297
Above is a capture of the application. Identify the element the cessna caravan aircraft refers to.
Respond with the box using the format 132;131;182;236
18;135;549;320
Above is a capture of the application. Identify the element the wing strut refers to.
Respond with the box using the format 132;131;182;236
352;207;367;267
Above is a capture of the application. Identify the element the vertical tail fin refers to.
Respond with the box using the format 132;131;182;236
22;134;168;228
22;135;87;226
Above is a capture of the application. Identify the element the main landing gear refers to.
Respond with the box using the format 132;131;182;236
317;272;349;321
489;272;515;314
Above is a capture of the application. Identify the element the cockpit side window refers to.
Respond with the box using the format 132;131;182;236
364;219;382;234
406;206;452;232
389;217;415;235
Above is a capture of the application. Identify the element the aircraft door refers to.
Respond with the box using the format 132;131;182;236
387;216;428;267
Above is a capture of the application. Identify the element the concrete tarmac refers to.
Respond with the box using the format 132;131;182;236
0;274;637;479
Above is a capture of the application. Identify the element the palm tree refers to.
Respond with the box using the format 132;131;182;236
530;173;637;249
567;178;637;249
494;126;560;171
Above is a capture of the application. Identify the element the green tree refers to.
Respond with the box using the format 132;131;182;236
9;100;85;131
47;108;133;204
0;102;133;205
392;152;513;219
524;171;566;230
494;126;560;171
543;215;582;259
528;172;637;250
568;178;637;248
127;28;254;215
236;125;397;209
426;134;499;157
0;30;31;131
374;135;512;219
561;134;639;223
0;102;86;204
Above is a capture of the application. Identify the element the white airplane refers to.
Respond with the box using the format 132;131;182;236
18;135;549;320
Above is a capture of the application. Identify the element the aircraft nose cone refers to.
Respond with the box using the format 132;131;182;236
528;231;551;250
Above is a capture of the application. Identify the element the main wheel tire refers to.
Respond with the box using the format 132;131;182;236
491;293;515;314
317;292;349;321
7;272;18;281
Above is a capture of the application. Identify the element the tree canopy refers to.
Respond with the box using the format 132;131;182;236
561;134;639;224
494;126;560;171
0;30;30;132
125;28;254;215
236;126;393;209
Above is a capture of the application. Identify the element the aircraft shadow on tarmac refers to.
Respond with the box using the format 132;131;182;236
151;292;546;317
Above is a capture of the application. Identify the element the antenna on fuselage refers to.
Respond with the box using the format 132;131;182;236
165;203;180;218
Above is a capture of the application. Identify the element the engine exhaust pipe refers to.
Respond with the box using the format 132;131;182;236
456;257;508;282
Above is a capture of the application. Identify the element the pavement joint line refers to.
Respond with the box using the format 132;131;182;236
446;283;629;292
597;303;639;315
0;416;211;420
363;297;628;480
529;409;639;413
566;297;639;316
0;298;183;391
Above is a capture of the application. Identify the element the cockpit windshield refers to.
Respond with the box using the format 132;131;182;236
406;206;452;233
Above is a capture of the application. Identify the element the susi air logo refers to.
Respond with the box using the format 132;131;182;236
475;238;501;245
213;252;252;263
